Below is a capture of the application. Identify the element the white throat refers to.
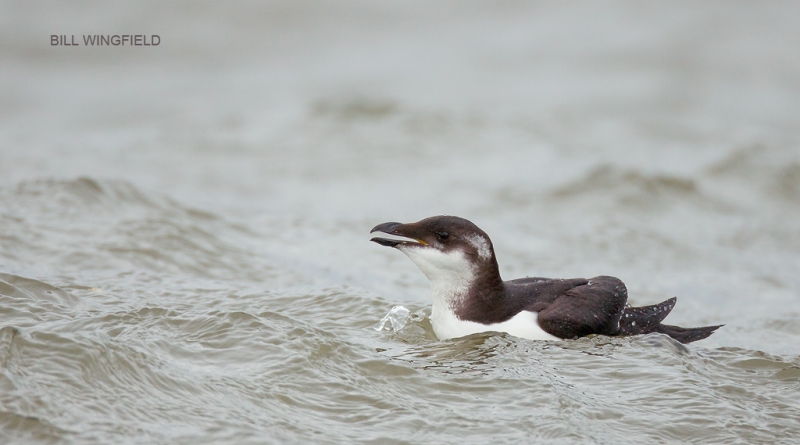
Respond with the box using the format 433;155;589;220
398;245;475;312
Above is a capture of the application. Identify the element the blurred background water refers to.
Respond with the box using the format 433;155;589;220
1;1;800;443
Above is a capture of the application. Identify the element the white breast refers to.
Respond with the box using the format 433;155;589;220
430;305;560;341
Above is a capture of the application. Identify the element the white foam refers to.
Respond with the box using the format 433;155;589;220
374;305;411;332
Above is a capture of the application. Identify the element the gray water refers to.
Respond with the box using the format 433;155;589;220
2;1;800;443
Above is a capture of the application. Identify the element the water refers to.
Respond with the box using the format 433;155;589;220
2;1;800;443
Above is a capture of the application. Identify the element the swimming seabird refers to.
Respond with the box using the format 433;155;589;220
370;215;721;344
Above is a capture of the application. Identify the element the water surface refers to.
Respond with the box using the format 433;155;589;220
1;2;800;444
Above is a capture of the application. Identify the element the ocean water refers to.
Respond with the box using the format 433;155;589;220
2;1;800;443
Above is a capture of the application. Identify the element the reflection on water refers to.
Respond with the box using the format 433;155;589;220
2;1;800;443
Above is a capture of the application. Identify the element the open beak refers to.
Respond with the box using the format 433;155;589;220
370;221;429;247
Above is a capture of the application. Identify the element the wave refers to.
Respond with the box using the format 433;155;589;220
0;177;216;218
547;165;724;212
706;144;800;203
0;178;287;282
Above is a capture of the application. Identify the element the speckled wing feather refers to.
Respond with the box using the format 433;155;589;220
535;276;629;339
617;297;676;336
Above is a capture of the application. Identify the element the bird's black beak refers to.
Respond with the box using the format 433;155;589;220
370;221;429;247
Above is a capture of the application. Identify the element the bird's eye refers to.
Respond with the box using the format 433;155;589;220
437;231;449;240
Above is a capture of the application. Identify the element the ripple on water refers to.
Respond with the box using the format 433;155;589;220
1;264;800;444
2;172;800;443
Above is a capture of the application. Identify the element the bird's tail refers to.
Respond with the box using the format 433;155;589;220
618;297;722;344
653;324;723;344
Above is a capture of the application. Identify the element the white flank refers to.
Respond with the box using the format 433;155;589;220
398;244;559;341
431;307;560;341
